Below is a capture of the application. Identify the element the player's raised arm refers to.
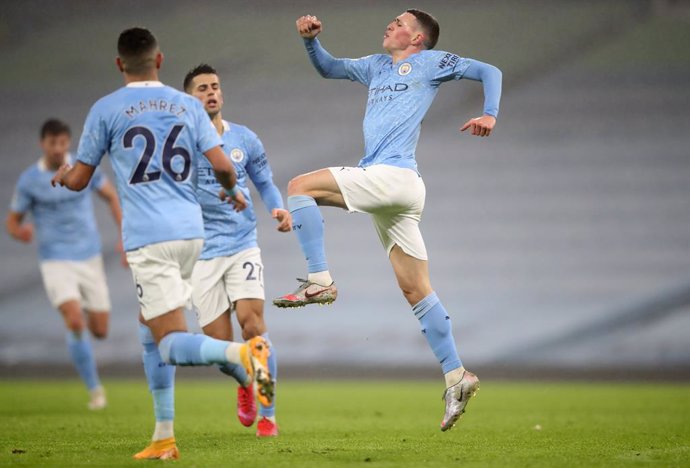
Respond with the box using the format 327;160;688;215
458;60;502;137
298;15;350;79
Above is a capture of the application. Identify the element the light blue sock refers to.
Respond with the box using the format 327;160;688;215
139;324;175;422
259;332;277;418
288;195;328;273
218;362;250;386
413;292;463;373
158;332;230;366
66;331;101;390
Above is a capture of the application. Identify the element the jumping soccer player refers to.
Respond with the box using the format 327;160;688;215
51;28;274;459
274;11;502;431
6;118;123;411
184;64;289;437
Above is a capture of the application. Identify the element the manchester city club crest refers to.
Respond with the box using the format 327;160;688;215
398;62;412;76
230;148;245;162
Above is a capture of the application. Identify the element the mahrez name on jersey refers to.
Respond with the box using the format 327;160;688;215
124;100;188;119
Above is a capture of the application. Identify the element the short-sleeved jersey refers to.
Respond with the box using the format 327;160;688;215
76;81;222;251
342;50;472;170
197;121;276;260
10;155;106;261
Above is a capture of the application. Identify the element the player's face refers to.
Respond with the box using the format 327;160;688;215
383;12;420;52
40;133;70;166
190;73;224;117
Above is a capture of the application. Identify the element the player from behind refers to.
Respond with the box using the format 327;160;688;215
51;27;274;460
274;11;502;430
6;118;123;410
184;64;290;437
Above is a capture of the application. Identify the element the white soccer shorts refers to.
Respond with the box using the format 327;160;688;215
328;165;428;260
191;247;265;328
39;254;111;311
126;238;203;321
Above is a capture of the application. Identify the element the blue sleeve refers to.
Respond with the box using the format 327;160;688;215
76;102;109;167
304;38;375;85
461;60;503;118
192;99;223;153
244;132;283;213
428;51;502;118
9;177;32;213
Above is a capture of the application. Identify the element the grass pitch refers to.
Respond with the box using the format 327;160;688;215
0;379;688;467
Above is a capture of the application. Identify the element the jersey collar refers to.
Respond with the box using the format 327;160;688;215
126;81;164;88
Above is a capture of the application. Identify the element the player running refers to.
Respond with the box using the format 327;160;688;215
184;64;290;437
51;27;274;459
6;118;123;411
274;11;502;431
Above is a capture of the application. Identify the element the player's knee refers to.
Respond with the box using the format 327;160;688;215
87;312;109;339
241;318;265;341
400;289;420;306
90;326;108;340
398;283;426;306
287;175;308;196
65;316;85;333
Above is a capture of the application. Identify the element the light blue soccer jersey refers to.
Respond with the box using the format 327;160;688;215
76;82;223;251
197;121;283;260
10;155;106;261
305;39;502;170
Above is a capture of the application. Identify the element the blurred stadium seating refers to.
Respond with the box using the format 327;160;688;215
1;0;688;377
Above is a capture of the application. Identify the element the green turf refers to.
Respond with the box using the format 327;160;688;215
0;380;688;466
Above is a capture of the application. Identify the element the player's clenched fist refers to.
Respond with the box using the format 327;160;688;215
296;15;322;39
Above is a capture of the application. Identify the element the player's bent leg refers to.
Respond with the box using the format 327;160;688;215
202;310;252;388
287;168;347;208
236;299;279;437
134;321;178;460
59;300;105;409
388;245;478;431
202;310;255;427
274;170;343;308
147;308;274;407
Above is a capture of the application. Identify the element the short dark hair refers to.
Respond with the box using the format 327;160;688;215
40;119;71;139
183;63;218;92
406;9;440;49
117;27;159;74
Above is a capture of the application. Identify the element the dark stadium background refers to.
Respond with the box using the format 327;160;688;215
1;0;688;379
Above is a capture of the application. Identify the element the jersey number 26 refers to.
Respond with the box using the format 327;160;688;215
125;125;191;184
